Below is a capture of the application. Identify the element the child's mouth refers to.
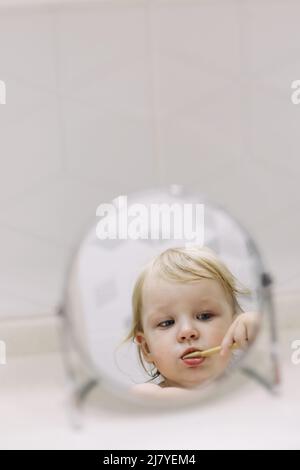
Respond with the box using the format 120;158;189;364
181;357;206;367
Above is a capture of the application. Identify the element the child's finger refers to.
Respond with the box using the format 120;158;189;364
220;323;236;356
245;318;260;343
233;322;248;350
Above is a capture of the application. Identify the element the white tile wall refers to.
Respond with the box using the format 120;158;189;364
0;226;67;314
0;0;299;320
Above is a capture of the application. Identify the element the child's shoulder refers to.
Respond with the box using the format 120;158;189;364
131;382;172;398
130;382;193;399
131;382;161;394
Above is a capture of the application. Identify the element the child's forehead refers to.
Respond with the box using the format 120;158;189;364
142;272;228;305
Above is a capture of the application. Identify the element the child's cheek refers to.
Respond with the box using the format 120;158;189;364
207;322;229;346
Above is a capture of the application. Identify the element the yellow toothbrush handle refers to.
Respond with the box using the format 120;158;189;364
183;342;239;359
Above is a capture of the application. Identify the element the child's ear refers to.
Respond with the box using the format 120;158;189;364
134;332;154;363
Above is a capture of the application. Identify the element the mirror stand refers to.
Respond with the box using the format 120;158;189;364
58;307;100;429
241;272;280;394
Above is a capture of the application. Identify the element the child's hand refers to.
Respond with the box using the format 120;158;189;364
220;312;260;357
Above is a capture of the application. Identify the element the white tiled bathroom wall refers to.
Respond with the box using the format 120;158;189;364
0;0;299;337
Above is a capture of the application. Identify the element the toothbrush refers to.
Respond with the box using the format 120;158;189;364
183;342;239;359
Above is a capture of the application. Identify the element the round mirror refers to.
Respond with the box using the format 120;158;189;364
61;185;268;409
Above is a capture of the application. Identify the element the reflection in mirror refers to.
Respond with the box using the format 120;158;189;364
62;187;274;409
123;245;259;400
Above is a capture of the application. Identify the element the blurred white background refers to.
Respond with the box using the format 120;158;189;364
0;0;299;449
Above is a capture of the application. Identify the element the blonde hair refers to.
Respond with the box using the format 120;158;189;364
122;245;251;381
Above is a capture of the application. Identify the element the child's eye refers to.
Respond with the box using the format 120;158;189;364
157;320;174;328
158;313;214;328
197;312;214;321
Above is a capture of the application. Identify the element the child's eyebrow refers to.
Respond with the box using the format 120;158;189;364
148;307;170;319
196;298;221;309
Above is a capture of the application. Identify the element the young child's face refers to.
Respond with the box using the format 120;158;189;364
136;273;236;389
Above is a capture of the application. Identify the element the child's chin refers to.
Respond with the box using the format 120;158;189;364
178;374;212;389
186;364;228;387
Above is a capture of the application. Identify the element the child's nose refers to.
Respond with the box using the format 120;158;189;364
178;324;200;342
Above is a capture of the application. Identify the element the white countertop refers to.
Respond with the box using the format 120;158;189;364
0;346;299;450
